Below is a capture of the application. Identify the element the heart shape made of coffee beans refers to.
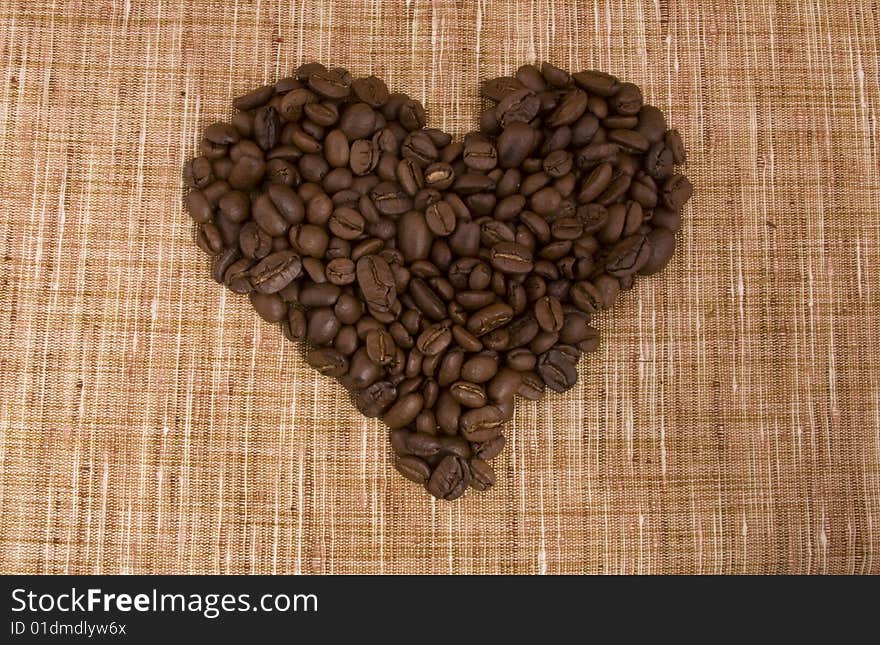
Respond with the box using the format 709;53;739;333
183;62;692;501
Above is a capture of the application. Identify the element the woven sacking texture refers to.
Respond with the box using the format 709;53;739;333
1;0;878;575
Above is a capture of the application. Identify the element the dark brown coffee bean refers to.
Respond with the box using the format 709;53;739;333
325;258;356;285
228;156;265;191
572;69;618;96
362;328;393;366
605;234;652;277
461;353;499;383
609;128;649;153
415;410;438;435
381;393;424;429
416;322;453;356
437;348;465;387
609;82;643;115
308;68;351;99
306;307;341;345
249;250;302;294
306;347;349;377
405;432;442;457
334;325;359;356
662;173;693;211
299;282;341;307
538;348;579;393
468;459;496;491
638;227;676;275
356;255;397;311
466;302;514;337
196;222;224;255
459;405;505;442
253;106;280;150
665;129;686;164
249;291;287;323
496;122;535;168
395;456;431;485
426;455;470;500
353;75;390;107
489;242;534;274
546;89;588;127
340;102;377;139
356;381;397;417
399;99;427;131
233;84;274;110
252;193;290;237
533;295;564;332
327;207;365;240
481;76;525;101
450;380;487;408
472;435;506;461
289;223;329;258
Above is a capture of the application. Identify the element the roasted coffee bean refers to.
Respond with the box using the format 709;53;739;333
326;258;356;285
461;353;499;383
250;291;287;323
665;129;686;164
185;65;689;500
382;393;424;429
334;325;359;355
572;69;617;96
356;381;397;417
460;405;506;442
537;347;579;392
249;250;302;294
416;322;453;356
233;84;274;111
638;227;676;275
306;348;349;377
426;455;470;500
450;380;487;408
353;75;390;107
308;68;351;99
604;234;652;277
253;106;280;150
306;307;341;345
534;295;564;332
662;173;693;211
395;456;432;485
472;435;506;461
468;459;496;491
466;303;514;337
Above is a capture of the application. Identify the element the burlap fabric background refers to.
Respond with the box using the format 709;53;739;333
0;0;877;575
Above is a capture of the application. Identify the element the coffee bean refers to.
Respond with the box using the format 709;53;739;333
466;302;514;337
537;347;579;392
299;282;341;307
426;455;470;500
460;405;506;442
395;456;432;485
468;459;496;491
664;129;686;164
356;381;398;418
572;70;618;96
382;393;424;429
353;76;390;107
416;322;453;356
461;353;499;383
638;227;676;275
450;380;487;408
233;84;274;111
307;348;349;377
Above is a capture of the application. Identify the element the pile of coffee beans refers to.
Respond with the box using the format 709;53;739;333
183;62;691;500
